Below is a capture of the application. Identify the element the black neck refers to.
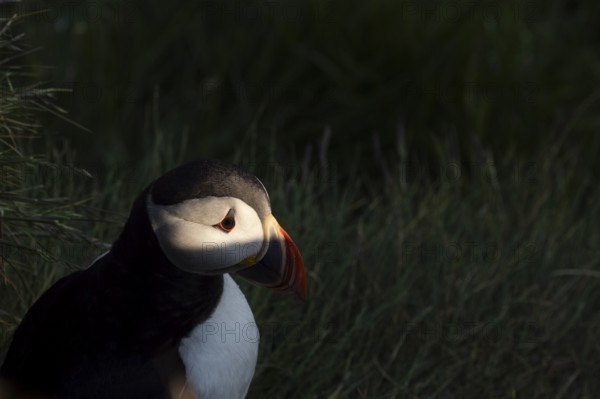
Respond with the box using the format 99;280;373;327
92;186;223;354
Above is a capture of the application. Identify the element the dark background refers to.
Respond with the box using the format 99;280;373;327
5;0;600;178
1;1;600;397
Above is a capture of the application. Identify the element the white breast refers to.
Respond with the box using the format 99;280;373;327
178;274;259;399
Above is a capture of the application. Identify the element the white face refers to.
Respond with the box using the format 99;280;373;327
147;195;267;274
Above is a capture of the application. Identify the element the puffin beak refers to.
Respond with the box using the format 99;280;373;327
237;216;307;300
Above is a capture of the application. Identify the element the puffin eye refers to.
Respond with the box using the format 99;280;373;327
214;209;235;232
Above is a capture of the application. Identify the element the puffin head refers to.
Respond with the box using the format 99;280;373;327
145;160;307;300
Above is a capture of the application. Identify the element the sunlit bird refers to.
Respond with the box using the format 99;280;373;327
0;160;307;399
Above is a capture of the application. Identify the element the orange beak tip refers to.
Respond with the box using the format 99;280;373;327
280;226;308;301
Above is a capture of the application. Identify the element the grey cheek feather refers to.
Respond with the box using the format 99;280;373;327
147;196;228;227
145;195;267;274
254;177;270;203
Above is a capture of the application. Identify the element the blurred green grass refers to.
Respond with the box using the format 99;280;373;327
240;140;600;398
2;0;600;173
2;1;600;398
2;124;599;397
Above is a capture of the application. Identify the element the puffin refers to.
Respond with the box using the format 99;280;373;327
0;160;307;399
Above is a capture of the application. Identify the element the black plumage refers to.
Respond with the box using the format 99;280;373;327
151;159;270;219
0;164;243;397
